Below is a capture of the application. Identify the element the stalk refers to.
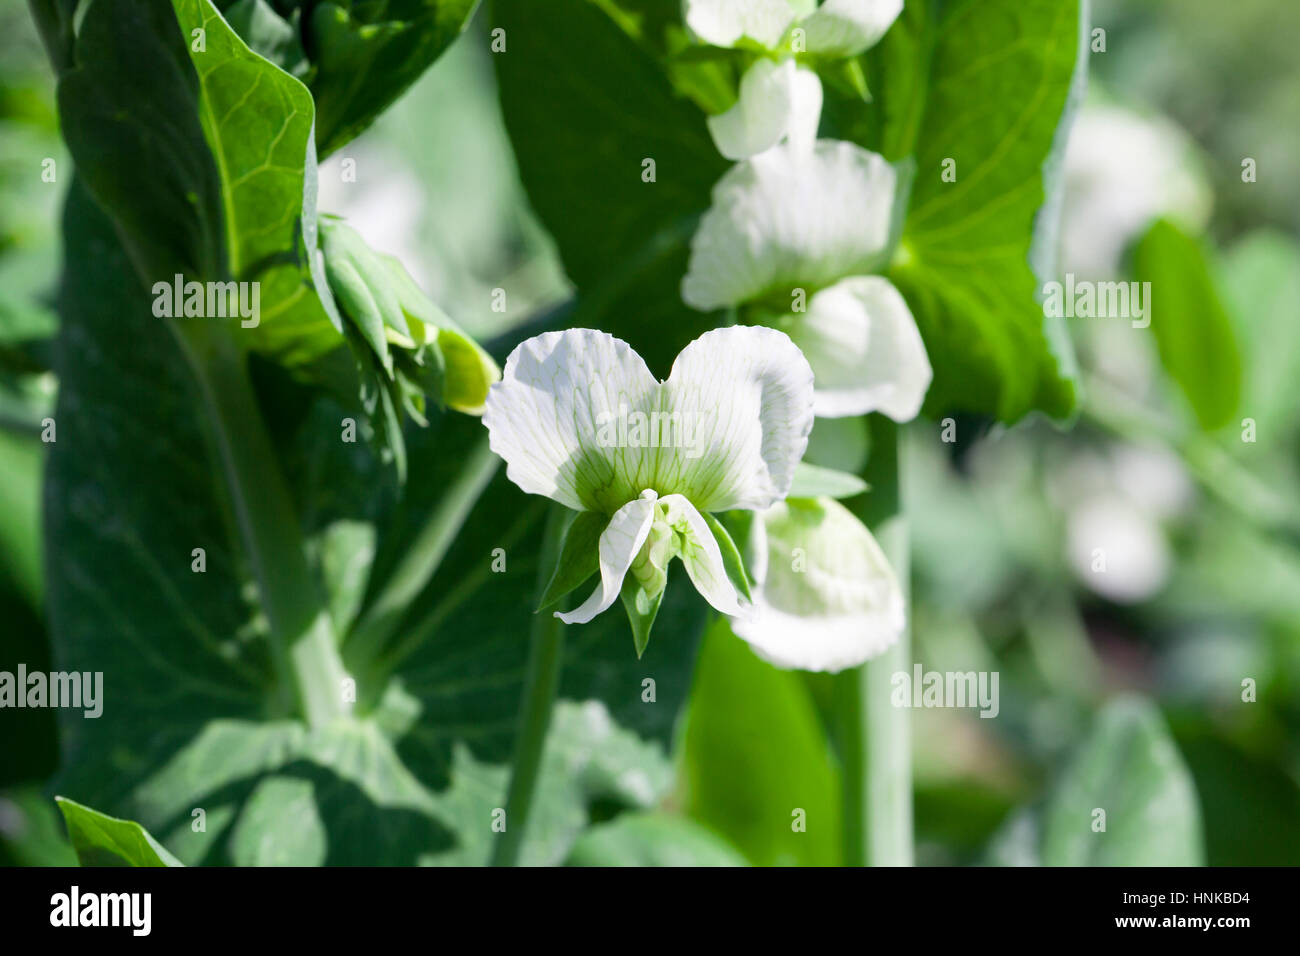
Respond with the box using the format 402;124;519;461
489;505;568;867
181;326;350;728
346;435;499;671
835;416;913;866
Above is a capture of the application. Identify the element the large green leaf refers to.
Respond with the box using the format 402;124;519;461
1133;219;1242;431
493;0;728;374
45;184;703;865
835;0;1086;423
55;0;340;365
988;697;1204;866
56;797;184;867
682;620;841;866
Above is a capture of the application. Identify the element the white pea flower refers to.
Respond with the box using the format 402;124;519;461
682;137;931;420
787;276;932;420
685;0;904;59
707;58;824;160
734;495;904;671
482;325;815;648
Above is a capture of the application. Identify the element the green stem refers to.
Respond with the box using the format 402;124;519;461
346;435;499;669
180;326;349;728
489;505;568;867
835;416;913;866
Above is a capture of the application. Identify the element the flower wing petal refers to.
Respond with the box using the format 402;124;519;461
661;494;746;616
659;326;814;512
482;329;658;512
682;141;896;310
557;494;658;624
791;276;932;420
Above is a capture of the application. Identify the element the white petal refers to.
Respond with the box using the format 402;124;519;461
658;326;814;512
798;0;903;57
685;0;800;49
707;60;824;161
660;494;745;616
789;276;931;420
558;493;659;624
682;140;896;310
732;497;904;672
482;329;658;512
785;65;824;156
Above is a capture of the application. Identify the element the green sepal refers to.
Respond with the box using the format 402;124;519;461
536;510;605;611
702;511;753;603
621;574;665;659
787;461;869;500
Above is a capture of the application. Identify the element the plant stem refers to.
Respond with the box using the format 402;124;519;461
836;416;913;866
489;505;567;867
181;326;350;728
346;435;499;669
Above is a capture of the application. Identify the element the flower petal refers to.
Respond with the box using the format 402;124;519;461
660;494;746;616
557;492;659;624
658;326;814;511
788;276;932;420
685;0;801;49
682;141;896;310
706;60;823;161
732;497;904;671
799;0;903;57
482;329;658;512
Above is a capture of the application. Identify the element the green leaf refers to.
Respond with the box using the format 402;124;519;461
850;0;1087;423
1133;219;1242;431
537;510;605;611
1219;230;1300;439
55;797;184;867
989;697;1204;866
682;619;842;866
56;0;342;366
566;812;748;866
787;461;869;500
308;0;481;157
493;0;729;373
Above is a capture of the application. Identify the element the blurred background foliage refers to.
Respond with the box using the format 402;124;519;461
3;0;1298;865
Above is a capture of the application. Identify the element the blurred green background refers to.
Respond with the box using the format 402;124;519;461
3;0;1298;865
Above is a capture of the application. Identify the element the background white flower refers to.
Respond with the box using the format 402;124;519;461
707;58;824;160
682;140;896;310
786;276;932;420
735;495;904;671
685;0;903;57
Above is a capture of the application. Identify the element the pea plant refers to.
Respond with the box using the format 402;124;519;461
27;0;1100;866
